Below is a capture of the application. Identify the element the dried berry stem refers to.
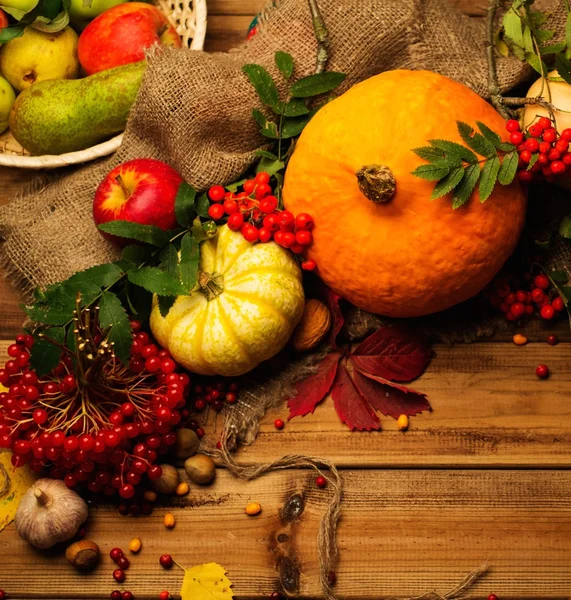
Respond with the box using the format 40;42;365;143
307;0;329;74
486;0;511;119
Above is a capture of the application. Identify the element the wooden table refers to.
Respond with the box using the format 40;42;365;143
2;1;571;598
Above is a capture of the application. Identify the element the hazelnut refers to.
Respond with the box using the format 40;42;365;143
184;454;215;484
65;540;100;572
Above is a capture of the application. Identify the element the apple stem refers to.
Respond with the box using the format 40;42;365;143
115;175;131;201
158;24;169;38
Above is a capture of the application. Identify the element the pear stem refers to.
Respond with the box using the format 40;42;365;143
115;175;131;201
34;488;50;506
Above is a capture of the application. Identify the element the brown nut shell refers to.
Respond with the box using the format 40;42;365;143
65;540;100;572
291;299;332;352
184;454;215;484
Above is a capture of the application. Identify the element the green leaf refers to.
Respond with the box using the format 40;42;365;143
256;156;285;176
498;151;519;185
29;338;61;377
190;216;217;242
121;244;154;265
452;163;480;209
0;25;25;42
559;215;571;238
428;139;478;163
556;53;571;85
430;166;465;200
290;72;346;98
412;146;445;162
242;64;279;108
260;122;279;139
174;182;197;228
226;179;247;193
98;220;170;247
66;263;124;289
550;269;569;284
43;326;65;345
526;153;539;171
503;8;524;47
254;150;278;160
281;115;310;139
158;295;176;317
128;267;186;296
274;98;310;117
275;51;294;79
25;282;100;326
179;233;200;292
540;42;566;55
498;141;517;152
195;193;210;219
40;0;62;21
560;286;571;304
32;8;68;32
566;12;571;53
457;121;496;157
526;52;548;76
252;108;270;129
476;121;502;147
479;156;501;203
534;28;554;44
159;244;180;279
411;164;451;181
523;25;534;54
98;291;132;364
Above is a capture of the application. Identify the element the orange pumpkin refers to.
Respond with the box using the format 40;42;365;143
283;70;527;318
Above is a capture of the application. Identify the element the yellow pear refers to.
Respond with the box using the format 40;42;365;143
0;75;15;133
0;26;79;92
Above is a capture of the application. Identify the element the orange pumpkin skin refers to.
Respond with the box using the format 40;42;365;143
283;70;527;318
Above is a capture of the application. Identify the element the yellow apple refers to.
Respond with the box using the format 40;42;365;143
68;0;129;30
0;74;15;133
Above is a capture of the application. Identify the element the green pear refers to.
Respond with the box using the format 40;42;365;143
0;0;38;14
0;74;15;133
68;0;128;30
0;26;79;92
9;61;145;155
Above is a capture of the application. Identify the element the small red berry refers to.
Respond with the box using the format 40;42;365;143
243;179;255;195
208;185;225;202
542;128;557;143
517;170;533;183
117;556;130;570
519;149;532;163
488;595;498;600
255;171;271;184
542;166;553;177
113;569;126;583
525;304;534;315
270;593;282;600
540;304;555;320
539;141;551;154
524;137;540;152
505;119;520;133
259;196;278;213
561;128;571;141
278;211;295;231
208;204;225;220
121;592;134;600
563;152;571;166
295;230;312;246
531;288;545;304
316;475;327;488
255;183;272;199
302;259;317;271
548;148;561;161
289;242;304;254
110;548;123;562
227;212;244;231
159;554;173;569
242;224;259;243
552;296;565;312
557;139;570;152
509;302;525;318
505;293;515;305
528;124;543;138
223;199;239;214
263;213;279;231
258;227;272;243
327;571;337;586
515;290;527;303
111;592;122;600
274;419;284;430
536;364;550;379
537;153;549;166
537;117;552;130
534;274;550;290
551;160;566;175
159;593;171;600
295;213;314;230
509;131;523;145
547;334;559;346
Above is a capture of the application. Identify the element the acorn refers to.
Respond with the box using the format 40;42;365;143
65;540;100;572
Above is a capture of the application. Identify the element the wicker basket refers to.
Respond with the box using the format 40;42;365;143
0;0;207;170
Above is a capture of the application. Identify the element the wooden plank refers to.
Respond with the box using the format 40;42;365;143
1;469;571;598
0;340;570;468
0;277;24;338
204;15;253;53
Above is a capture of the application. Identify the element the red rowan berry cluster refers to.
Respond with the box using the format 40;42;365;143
206;171;317;271
506;117;571;182
487;273;565;322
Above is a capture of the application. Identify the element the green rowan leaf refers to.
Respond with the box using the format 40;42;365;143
179;233;200;292
158;295;176;317
457;121;496;157
159;244;180;279
290;72;346;98
256;156;285;176
195;193;210;219
275;51;294;79
128;267;186;296
281;115;310;138
429;139;478;163
254;150;278;160
98;291;132;364
98;221;170;247
476;121;502;147
526;153;539;171
526;52;548;76
523;25;534;53
540;42;566;55
411;164;451;181
65;263;123;289
556;53;571;85
242;64;279;108
452;163;480;209
252;108;270;129
479;156;501;203
274;98;310;117
498;151;519;184
430;166;464;200
559;215;571;238
261;122;279;139
29;338;61;377
412;146;445;162
174;182;197;228
550;269;569;284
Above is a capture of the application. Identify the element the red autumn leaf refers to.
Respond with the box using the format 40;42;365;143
331;358;380;431
287;352;341;420
324;288;344;348
351;326;431;382
349;366;431;419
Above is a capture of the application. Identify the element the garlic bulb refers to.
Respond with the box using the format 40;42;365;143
15;478;88;549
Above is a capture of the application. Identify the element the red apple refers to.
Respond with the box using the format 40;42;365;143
78;2;181;75
0;9;8;29
94;158;183;245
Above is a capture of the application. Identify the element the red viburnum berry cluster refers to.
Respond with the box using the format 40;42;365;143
0;321;193;503
507;117;571;182
486;273;565;322
206;171;317;272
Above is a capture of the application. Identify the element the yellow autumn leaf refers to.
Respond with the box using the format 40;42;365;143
180;562;234;600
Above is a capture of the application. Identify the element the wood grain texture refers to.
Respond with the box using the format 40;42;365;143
1;469;571;599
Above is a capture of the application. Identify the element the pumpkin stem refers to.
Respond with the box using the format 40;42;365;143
34;488;50;506
356;164;396;204
198;271;224;301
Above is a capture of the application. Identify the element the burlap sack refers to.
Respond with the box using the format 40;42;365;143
0;0;564;294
